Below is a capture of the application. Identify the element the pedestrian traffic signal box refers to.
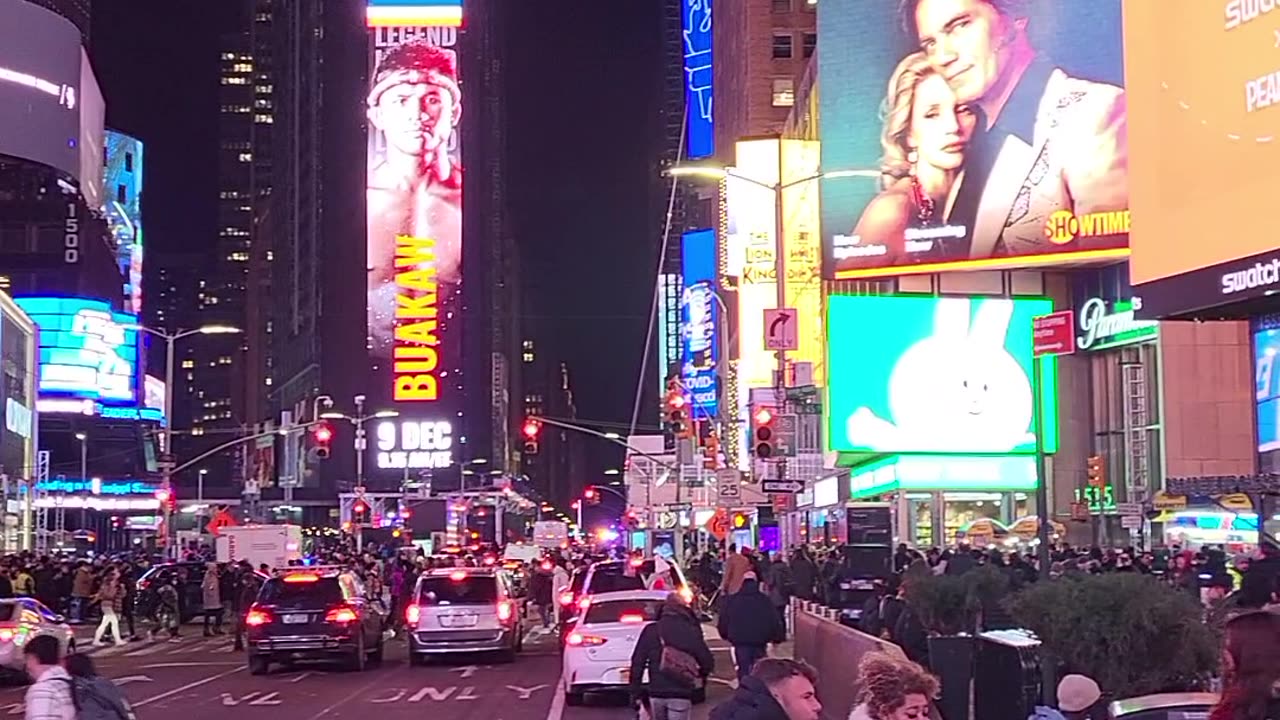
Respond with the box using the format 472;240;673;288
353;499;369;518
732;512;749;530
752;406;777;458
665;381;690;438
313;421;334;460
702;432;720;470
522;417;541;455
1086;454;1104;488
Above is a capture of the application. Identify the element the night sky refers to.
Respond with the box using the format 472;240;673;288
89;0;661;480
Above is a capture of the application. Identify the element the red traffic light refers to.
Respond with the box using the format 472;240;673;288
522;419;540;439
584;487;597;500
154;488;171;503
314;423;333;443
668;393;686;408
754;407;773;425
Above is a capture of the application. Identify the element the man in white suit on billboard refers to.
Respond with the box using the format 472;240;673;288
902;0;1128;259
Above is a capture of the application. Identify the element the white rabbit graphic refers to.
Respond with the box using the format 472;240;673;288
847;298;1036;453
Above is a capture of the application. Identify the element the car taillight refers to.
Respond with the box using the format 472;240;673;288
559;592;574;606
325;606;358;624
497;600;513;623
619;613;645;624
245;606;270;627
405;603;420;625
578;596;592;611
137;579;150;591
0;628;15;642
566;632;606;647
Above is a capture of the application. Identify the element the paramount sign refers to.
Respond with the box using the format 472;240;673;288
1076;297;1159;352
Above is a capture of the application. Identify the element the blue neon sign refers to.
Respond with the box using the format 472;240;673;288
15;297;141;406
35;478;157;496
681;0;713;159
680;229;718;416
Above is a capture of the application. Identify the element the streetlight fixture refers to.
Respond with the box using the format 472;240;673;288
74;432;87;529
321;397;399;553
197;468;209;531
603;468;620;476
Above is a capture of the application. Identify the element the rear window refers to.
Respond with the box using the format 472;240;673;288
258;578;343;608
583;599;661;625
588;567;647;594
0;605;15;622
569;569;587;594
419;576;498;605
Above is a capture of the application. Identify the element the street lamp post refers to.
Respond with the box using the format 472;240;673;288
321;398;399;553
124;323;240;557
197;468;209;533
74;432;86;530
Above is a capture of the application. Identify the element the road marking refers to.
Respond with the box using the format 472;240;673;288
223;691;261;706
250;692;283;706
288;672;313;683
132;666;245;708
114;675;154;686
545;675;566;720
507;684;548;700
369;689;407;704
123;643;170;656
456;686;479;701
408;686;456;702
141;661;242;668
450;665;478;679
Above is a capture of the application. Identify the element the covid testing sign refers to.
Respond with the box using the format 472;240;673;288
680;228;718;417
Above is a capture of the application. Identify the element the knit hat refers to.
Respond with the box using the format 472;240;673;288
1057;675;1101;713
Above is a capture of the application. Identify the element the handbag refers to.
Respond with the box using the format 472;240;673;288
658;637;701;687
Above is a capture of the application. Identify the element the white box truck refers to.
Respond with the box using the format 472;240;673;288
532;520;569;549
215;524;303;569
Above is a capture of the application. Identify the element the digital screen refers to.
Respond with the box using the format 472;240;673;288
813;476;839;508
366;0;462;28
1254;322;1280;453
15;296;141;406
680;229;718;417
0;0;82;180
1125;3;1280;317
818;0;1128;280
680;0;713;159
104;131;144;314
827;294;1058;455
367;20;462;476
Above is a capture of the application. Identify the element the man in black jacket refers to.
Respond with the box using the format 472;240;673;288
629;594;714;720
709;658;821;720
717;573;783;680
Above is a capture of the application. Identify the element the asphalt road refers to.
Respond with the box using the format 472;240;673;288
0;622;743;720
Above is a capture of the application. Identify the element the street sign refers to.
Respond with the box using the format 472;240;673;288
774;414;799;457
717;479;740;500
1121;515;1143;530
1032;310;1076;357
764;308;798;351
762;480;802;494
1115;502;1143;517
706;509;730;540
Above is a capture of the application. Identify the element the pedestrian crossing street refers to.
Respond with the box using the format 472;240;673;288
73;633;242;659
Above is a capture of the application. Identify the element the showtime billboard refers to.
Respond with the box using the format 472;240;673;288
366;10;462;476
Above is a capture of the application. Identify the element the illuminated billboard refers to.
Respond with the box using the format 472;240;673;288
1124;3;1280;317
367;15;462;474
681;0;713;159
15;296;141;407
681;229;718;417
366;0;462;28
1255;317;1280;453
104;131;144;314
818;0;1129;280
0;0;82;181
826;294;1058;455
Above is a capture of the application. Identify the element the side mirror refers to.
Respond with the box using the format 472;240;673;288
53;615;67;624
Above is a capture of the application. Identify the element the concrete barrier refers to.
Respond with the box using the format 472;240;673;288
792;599;938;720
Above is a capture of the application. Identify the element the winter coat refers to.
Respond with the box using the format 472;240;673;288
72;567;94;598
201;571;222;610
718;579;783;647
629;602;714;700
790;554;817;600
722;553;753;595
709;676;790;720
766;563;793;607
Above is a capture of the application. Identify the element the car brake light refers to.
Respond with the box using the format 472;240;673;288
497;600;514;622
566;632;606;647
483;556;496;566
137;579;150;591
629;558;644;568
450;570;468;581
0;628;14;642
245;607;270;627
619;614;645;624
283;573;319;583
325;606;358;624
578;596;592;611
559;592;574;606
405;603;420;625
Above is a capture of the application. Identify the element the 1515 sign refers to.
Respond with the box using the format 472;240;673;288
1075;297;1159;352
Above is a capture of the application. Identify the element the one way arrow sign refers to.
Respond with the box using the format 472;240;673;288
764;308;798;351
762;480;802;494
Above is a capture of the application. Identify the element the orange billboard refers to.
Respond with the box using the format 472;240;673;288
1126;2;1280;317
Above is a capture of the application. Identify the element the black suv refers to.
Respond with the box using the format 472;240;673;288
245;567;386;674
136;562;211;623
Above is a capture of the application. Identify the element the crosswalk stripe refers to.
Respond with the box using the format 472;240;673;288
123;642;171;657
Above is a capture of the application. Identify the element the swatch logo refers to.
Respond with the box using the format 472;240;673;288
1221;258;1280;294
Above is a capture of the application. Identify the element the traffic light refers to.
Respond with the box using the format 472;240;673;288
313;421;334;460
522;417;541;455
665;382;690;438
584;487;600;505
702;431;721;470
752;406;777;458
732;512;749;530
353;498;369;520
1086;454;1105;488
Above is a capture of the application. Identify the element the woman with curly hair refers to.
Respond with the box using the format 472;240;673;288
848;652;939;720
1211;611;1280;720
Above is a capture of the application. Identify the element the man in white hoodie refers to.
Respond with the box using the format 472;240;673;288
23;636;75;720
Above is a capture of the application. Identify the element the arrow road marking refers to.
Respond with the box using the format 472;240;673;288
507;684;548;700
450;665;478;679
114;675;153;686
222;692;259;706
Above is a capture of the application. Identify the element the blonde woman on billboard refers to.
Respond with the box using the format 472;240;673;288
852;52;976;264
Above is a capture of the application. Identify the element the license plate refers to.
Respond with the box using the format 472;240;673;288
619;669;630;683
283;614;308;624
441;614;477;628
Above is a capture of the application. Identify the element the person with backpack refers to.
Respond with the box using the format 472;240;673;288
148;576;181;642
22;635;75;720
629;593;714;720
65;652;136;720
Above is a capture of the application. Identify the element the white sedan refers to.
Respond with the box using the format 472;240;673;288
561;589;668;706
0;599;74;674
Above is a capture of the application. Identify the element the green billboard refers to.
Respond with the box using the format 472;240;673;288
827;295;1059;455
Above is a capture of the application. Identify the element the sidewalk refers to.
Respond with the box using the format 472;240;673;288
701;622;795;659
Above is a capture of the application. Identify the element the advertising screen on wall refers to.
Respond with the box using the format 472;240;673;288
681;228;718;417
1254;316;1280;453
0;0;82;181
104;131;144;314
366;12;462;476
680;0;713;159
15;296;141;407
1125;3;1280;318
827;294;1058;455
817;0;1129;280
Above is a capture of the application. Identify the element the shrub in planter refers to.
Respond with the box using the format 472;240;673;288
1006;572;1219;697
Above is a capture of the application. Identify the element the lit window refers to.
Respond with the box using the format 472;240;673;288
181;360;195;369
523;352;534;363
522;340;534;350
771;78;795;107
238;152;253;162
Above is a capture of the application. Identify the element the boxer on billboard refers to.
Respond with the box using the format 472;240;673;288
829;0;1128;274
367;39;462;360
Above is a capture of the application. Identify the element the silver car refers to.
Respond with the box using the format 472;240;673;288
0;599;74;672
406;567;524;664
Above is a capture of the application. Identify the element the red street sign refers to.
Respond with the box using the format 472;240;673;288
1032;310;1075;357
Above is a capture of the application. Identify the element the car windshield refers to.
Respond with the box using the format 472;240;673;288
583;599;662;625
419;576;498;605
258;578;343;609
